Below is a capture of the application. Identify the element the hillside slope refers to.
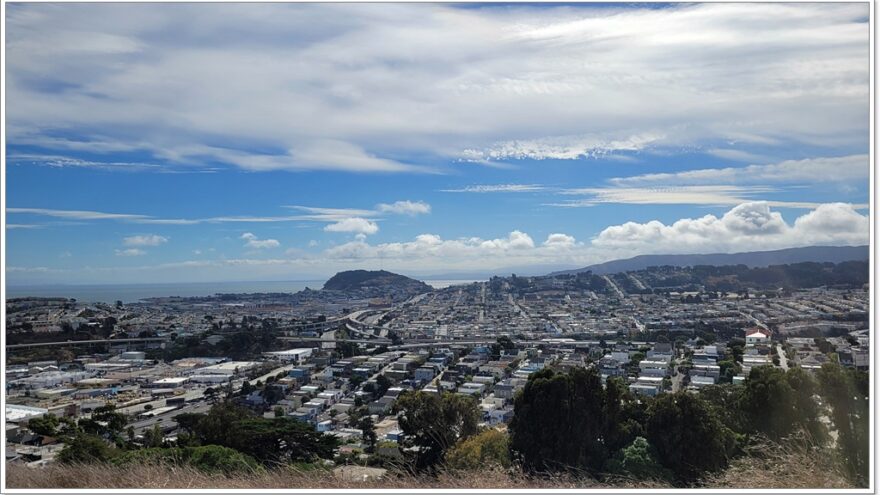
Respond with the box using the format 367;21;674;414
322;270;431;293
552;245;869;276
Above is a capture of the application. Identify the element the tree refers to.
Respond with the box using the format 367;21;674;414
349;374;366;388
57;433;118;464
394;391;480;471
171;402;337;465
738;366;824;442
645;392;736;482
79;404;127;444
358;416;377;453
490;336;517;360
27;414;61;437
142;424;165;448
375;374;392;398
509;367;611;474
699;384;746;434
204;387;219;403
261;385;284;405
445;428;511;470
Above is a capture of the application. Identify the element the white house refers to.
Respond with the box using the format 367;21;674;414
745;328;770;346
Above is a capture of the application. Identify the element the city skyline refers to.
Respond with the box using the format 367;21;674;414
5;2;871;284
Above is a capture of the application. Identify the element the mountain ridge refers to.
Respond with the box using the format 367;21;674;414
550;245;870;276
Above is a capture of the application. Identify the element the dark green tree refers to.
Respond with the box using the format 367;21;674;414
509;367;611;474
645;392;735;482
57;432;118;464
26;414;61;437
358;416;377;453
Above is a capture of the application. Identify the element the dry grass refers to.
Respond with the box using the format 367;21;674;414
6;463;662;490
703;436;854;489
6;440;857;490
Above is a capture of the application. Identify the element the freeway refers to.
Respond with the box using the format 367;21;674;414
6;337;168;350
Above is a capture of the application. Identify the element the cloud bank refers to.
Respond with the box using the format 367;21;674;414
6;3;868;173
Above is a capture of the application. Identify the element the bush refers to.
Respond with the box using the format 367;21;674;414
112;445;263;474
57;433;118;464
605;436;671;481
445;429;511;470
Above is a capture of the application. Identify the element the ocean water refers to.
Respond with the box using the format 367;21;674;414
6;279;481;303
423;279;481;289
5;281;324;304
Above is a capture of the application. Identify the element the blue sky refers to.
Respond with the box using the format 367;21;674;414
4;3;871;284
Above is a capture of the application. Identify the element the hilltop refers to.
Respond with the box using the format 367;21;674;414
322;270;432;293
552;245;869;276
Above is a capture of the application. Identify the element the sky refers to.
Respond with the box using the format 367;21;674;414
4;2;871;285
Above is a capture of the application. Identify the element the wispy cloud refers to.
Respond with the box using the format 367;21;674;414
284;206;377;221
441;184;546;193
375;200;431;216
547;185;843;209
123;234;168;246
115;248;146;257
608;155;869;187
7;154;165;172
5;224;43;229
8;207;151;221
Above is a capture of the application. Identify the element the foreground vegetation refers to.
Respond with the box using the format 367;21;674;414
6;437;852;489
15;361;867;489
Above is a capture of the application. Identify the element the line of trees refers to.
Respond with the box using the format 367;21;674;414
392;361;867;487
508;363;867;485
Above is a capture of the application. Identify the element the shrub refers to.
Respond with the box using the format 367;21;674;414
112;445;263;474
445;429;511;470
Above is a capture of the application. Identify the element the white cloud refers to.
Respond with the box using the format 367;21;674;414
463;132;664;161
609;154;869;187
549;185;852;209
240;232;280;249
543;233;577;248
123;234;168;246
285;206;376;221
7;202;868;284
115;248;146;256
8;207;150;221
592;202;868;253
5;3;868;172
8;153;165;172
375;200;431;216
5;224;43;229
441;184;546;193
323;218;380;235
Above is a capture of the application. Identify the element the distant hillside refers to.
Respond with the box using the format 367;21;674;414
552;245;869;276
322;270;431;292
